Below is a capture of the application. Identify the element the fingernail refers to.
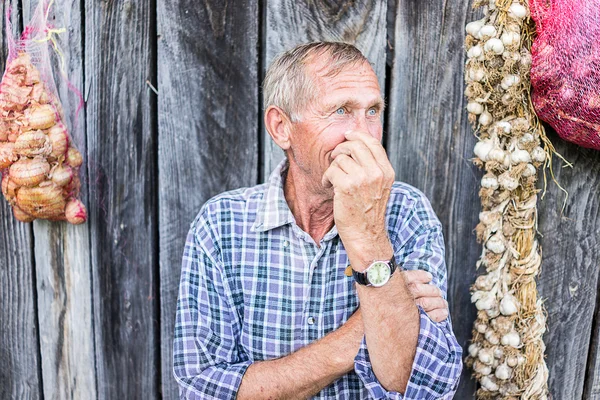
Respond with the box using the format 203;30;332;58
426;272;433;280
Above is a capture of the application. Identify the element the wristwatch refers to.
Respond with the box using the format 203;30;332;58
352;256;399;287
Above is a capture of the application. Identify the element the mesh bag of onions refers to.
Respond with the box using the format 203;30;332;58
530;0;600;150
0;1;87;224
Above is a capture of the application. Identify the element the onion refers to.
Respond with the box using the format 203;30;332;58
9;157;50;187
47;124;69;159
66;148;83;168
0;142;17;169
14;130;51;157
65;198;87;224
24;104;56;130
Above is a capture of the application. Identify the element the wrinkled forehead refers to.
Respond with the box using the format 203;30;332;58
304;51;377;83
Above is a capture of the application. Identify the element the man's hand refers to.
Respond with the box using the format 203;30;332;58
403;270;448;323
321;130;396;269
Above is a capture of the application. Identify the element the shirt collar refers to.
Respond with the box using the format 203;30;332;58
252;158;296;232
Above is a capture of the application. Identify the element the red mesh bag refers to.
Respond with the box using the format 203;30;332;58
0;0;87;223
530;0;600;150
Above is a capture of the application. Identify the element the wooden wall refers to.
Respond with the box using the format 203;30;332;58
0;0;598;399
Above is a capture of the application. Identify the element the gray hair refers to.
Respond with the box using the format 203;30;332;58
262;42;370;122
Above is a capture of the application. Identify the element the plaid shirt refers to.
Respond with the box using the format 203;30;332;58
173;159;463;399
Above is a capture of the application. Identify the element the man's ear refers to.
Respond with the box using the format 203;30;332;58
264;105;292;151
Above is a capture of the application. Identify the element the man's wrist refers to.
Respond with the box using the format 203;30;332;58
345;238;394;273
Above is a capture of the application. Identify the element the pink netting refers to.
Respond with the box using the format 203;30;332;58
530;0;600;150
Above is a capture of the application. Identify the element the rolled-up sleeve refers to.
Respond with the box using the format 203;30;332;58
173;212;250;399
354;191;463;399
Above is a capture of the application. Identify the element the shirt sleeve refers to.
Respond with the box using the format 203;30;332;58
353;193;463;399
173;212;251;399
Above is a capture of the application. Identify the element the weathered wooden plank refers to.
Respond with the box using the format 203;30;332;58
387;1;482;397
157;0;259;397
534;133;600;399
84;0;158;398
20;0;97;398
263;0;388;181
0;1;42;399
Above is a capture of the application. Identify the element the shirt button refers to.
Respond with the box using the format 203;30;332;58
283;240;289;248
307;316;315;325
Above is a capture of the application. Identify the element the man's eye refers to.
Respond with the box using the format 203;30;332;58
368;108;377;116
336;108;345;115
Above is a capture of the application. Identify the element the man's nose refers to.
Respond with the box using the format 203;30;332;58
353;114;369;132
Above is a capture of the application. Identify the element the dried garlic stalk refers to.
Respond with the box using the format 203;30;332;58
464;0;549;398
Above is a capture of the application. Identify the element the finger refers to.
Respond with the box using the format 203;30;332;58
406;282;442;299
331;153;361;175
321;162;348;188
415;296;448;312
426;308;449;323
402;269;433;285
331;140;380;170
344;130;391;168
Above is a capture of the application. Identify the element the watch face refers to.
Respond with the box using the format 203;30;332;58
367;262;391;287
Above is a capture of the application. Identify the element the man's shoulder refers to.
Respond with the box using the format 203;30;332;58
190;182;268;229
389;181;432;209
387;181;440;226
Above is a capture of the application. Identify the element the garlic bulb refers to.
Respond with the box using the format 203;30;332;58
498;172;519;191
488;148;507;163
486;233;506;254
495;121;512;134
508;3;528;19
485;329;500;345
495;363;513;380
469;343;480;357
481;174;499;189
500;294;519;315
468;67;486;82
484;38;505;55
474;139;494;160
478;25;497;39
501;331;521;347
474;360;493;376
481;376;499;391
466;19;485;37
468;45;484;59
501;31;521;47
501;74;521;90
473;290;496;311
506;355;519;367
467;101;484;115
493;346;504;359
510;149;531;164
479;110;493;126
531;146;546;163
522;163;537;177
476;321;488;333
478;347;494;365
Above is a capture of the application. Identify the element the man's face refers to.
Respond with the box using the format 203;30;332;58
287;59;384;192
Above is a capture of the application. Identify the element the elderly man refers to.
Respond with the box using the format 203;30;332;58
173;42;462;399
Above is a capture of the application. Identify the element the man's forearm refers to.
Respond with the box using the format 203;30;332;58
348;241;420;393
237;310;364;400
